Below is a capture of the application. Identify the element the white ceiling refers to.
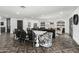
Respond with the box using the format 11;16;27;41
0;6;78;19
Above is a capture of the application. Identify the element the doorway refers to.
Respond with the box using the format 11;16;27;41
6;18;11;33
17;20;23;30
69;17;73;38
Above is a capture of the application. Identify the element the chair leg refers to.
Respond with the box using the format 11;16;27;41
24;40;25;44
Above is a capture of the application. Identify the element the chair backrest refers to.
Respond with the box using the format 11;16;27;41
15;29;21;37
20;29;26;39
27;29;36;41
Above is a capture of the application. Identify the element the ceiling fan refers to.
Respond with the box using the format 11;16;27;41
16;6;26;15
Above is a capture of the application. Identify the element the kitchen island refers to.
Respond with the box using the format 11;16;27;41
32;28;55;47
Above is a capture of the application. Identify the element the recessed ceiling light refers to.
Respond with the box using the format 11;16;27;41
16;12;20;15
60;11;63;15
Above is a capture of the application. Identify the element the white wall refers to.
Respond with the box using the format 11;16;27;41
39;18;69;33
23;18;39;33
10;18;57;33
10;17;69;34
70;7;79;45
11;18;17;33
10;18;39;33
0;17;7;32
0;14;69;35
0;17;6;27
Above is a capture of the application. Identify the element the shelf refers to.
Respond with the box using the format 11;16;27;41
57;25;65;26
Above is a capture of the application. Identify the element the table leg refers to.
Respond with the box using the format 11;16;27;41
35;35;39;47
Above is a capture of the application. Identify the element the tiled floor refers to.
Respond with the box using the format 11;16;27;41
0;33;79;53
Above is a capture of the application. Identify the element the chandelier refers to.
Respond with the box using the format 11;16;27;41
16;6;26;15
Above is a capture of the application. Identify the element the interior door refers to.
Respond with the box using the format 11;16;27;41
17;20;23;30
6;18;11;33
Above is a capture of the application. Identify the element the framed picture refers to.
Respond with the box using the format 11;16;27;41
40;22;45;28
28;22;31;28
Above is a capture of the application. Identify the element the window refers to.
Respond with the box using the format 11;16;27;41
40;22;45;28
28;22;31;28
57;21;65;26
50;22;54;28
33;23;38;29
